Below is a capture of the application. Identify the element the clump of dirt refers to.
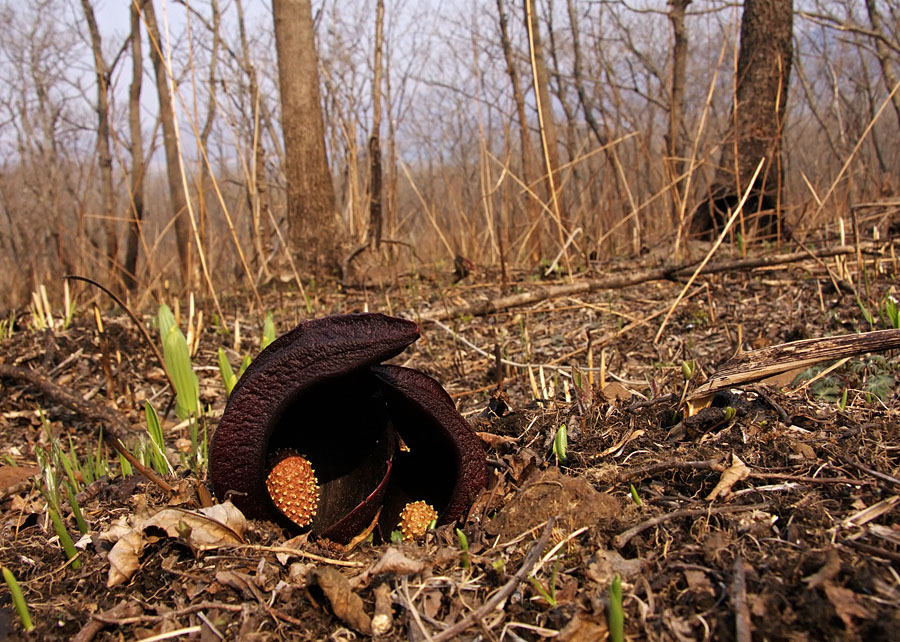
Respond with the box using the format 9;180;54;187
485;467;620;540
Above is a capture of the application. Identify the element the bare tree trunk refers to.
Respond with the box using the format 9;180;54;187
142;0;193;286
694;0;793;238
123;0;145;291
368;0;385;250
272;0;340;275
864;0;900;131
79;0;118;286
545;1;579;219
496;0;539;258
524;0;564;238
234;0;270;281
667;0;692;185
196;0;221;265
566;0;605;146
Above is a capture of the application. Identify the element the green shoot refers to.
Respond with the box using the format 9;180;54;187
2;567;35;632
118;451;133;477
261;313;276;350
679;360;696;405
144;401;174;475
159;304;200;420
553;425;568;464
186;420;209;472
238;354;252;378
93;430;110;481
48;505;81;569
55;446;81;495
856;296;875;328
217;348;237;395
883;296;899;329
529;556;560;607
838;388;848;410
64;482;88;534
609;574;624;642
629;483;643;506
456;528;471;570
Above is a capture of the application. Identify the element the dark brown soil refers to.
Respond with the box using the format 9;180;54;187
1;252;899;641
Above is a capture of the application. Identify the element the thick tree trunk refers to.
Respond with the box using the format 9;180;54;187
123;0;145;291
142;0;193;286
272;0;340;275
693;0;793;239
79;0;118;286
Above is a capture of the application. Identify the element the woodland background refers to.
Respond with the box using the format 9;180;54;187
0;0;898;310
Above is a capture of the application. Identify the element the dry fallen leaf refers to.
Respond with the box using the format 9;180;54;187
824;582;871;629
105;501;246;587
314;567;372;635
0;464;39;490
802;548;841;589
106;530;146;588
585;549;643;586
143;502;246;549
351;547;425;589
707;452;750;500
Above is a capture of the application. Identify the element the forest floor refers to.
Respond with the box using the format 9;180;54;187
1;241;900;641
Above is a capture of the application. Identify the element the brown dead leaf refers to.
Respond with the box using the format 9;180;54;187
106;530;146;588
143;502;246;549
683;569;712;590
105;502;246;587
707;453;750;500
350;547;426;589
600;381;633;403
215;570;255;599
314;567;372;635
476;431;517;449
585;549;644;586
824;582;871;629
0;464;39;490
558;612;608;642
803;548;841;589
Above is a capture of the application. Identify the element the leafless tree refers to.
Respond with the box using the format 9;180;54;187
524;0;564;241
123;0;146;291
693;0;794;238
141;0;194;286
272;0;340;275
368;0;385;251
79;0;119;287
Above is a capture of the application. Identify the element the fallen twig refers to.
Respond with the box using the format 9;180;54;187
732;556;752;642
419;245;871;322
613;503;769;549
690;328;900;400
0;363;175;494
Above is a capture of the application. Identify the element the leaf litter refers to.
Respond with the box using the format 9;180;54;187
1;259;899;640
